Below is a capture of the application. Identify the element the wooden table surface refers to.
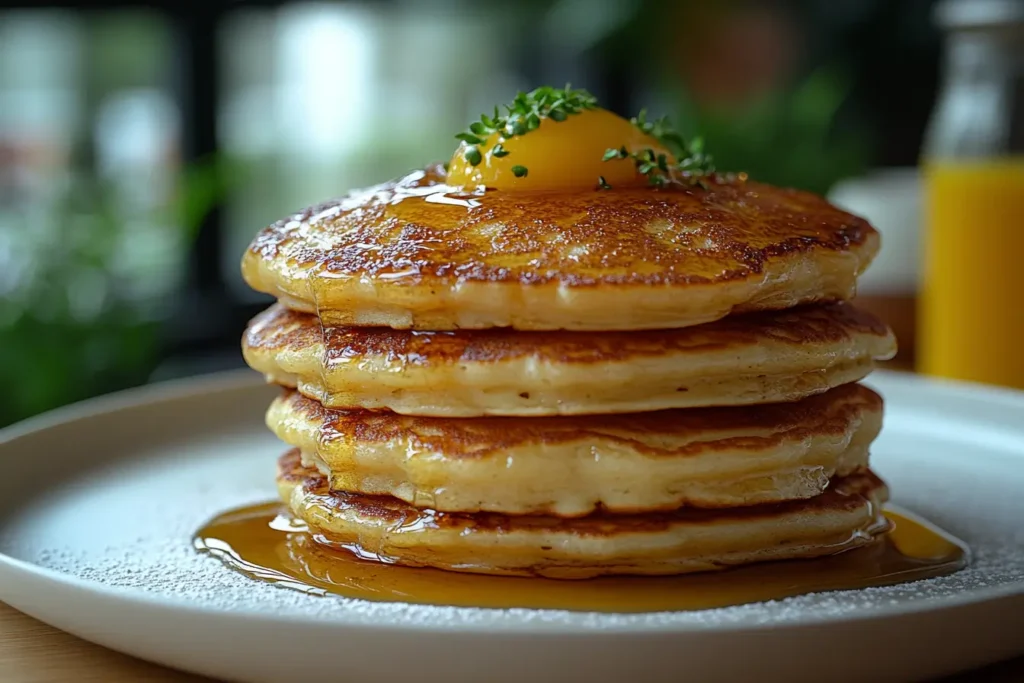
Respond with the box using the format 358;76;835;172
0;602;207;682
1;599;1021;682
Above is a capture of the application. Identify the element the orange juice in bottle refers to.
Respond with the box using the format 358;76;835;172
918;0;1024;388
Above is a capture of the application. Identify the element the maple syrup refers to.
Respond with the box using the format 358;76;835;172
194;503;968;612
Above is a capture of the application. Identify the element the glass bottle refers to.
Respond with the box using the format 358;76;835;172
919;0;1024;388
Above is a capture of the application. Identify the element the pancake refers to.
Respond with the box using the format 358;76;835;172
267;383;883;516
241;165;879;330
277;451;891;579
245;302;895;416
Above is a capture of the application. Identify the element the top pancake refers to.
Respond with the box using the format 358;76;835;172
242;165;879;330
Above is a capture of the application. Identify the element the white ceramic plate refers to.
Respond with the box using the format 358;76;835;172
1;369;1022;683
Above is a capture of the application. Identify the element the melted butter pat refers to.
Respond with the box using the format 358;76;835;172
446;108;673;192
194;505;968;613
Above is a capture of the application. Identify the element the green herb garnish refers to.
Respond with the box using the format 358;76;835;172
464;146;482;167
455;84;598;176
602;109;716;189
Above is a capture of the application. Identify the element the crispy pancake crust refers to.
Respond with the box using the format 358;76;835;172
268;384;883;515
244;302;895;416
241;165;879;330
278;451;891;578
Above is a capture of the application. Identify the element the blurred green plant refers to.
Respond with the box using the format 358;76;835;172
0;157;237;428
663;66;870;196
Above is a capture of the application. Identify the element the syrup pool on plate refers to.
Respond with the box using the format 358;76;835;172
194;504;968;613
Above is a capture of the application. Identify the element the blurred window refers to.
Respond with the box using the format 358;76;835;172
218;2;524;299
0;9;182;307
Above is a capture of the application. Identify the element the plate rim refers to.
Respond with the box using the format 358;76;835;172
0;368;262;446
1;368;1023;635
2;539;1023;635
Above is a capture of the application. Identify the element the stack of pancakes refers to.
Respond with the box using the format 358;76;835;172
240;165;897;579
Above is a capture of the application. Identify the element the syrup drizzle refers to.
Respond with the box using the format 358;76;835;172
194;504;968;613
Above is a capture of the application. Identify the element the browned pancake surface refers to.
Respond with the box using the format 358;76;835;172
278;450;885;533
276;383;881;460
247;301;891;366
248;164;875;288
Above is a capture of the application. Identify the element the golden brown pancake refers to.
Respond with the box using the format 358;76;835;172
267;384;883;516
245;302;895;416
277;451;891;579
241;165;879;330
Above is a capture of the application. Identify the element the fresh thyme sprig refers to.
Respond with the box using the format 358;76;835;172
601;109;715;189
454;85;598;176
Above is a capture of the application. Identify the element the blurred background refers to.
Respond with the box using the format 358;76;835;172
1;0;1021;427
